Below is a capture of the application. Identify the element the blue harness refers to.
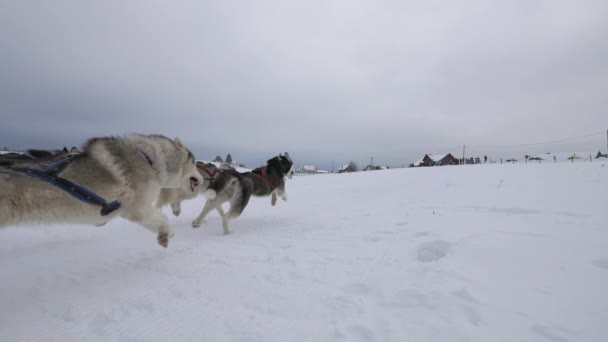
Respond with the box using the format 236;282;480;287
12;155;121;216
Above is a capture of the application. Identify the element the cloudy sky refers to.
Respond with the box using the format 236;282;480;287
1;0;607;169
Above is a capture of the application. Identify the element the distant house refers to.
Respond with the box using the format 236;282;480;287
364;165;389;171
338;164;356;173
413;153;458;167
297;165;318;174
596;151;608;159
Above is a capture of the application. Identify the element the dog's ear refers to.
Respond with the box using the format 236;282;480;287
284;152;290;161
174;137;185;149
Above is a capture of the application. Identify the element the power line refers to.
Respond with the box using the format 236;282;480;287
468;131;605;149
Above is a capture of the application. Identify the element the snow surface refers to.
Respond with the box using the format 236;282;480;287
1;163;607;342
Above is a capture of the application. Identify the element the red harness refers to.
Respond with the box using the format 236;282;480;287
253;166;276;191
197;165;218;181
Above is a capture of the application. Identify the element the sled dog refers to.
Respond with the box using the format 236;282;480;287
155;161;234;217
192;153;294;234
0;134;202;248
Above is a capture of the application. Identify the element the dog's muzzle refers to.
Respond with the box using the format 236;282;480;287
190;177;200;191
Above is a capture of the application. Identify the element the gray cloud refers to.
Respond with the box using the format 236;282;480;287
1;0;607;169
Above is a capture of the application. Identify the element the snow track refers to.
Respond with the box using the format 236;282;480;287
1;163;607;341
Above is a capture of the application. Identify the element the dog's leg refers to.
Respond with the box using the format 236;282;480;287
124;208;173;248
192;199;218;228
215;206;231;235
170;201;182;217
276;185;288;201
271;191;277;206
226;184;251;220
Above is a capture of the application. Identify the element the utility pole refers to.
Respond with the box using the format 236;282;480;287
331;160;334;173
370;157;374;167
606;129;607;155
462;145;465;165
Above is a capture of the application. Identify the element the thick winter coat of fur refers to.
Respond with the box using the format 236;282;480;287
0;134;202;247
192;153;294;234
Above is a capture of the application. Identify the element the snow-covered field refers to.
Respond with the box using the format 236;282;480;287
1;162;607;342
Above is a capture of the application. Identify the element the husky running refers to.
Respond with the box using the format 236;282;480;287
0;134;202;248
192;153;295;234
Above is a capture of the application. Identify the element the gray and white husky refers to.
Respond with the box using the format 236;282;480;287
0;134;202;248
192;153;295;234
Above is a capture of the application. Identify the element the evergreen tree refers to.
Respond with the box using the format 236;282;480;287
226;153;233;164
213;155;223;163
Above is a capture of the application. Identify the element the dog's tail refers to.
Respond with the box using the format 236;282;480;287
203;171;239;200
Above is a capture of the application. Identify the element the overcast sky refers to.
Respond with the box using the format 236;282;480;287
1;0;607;169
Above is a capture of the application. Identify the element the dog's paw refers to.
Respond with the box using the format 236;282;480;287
281;194;288;201
157;233;170;248
172;209;181;217
192;220;205;228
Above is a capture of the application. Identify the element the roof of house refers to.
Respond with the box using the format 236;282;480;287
413;153;454;166
428;153;450;162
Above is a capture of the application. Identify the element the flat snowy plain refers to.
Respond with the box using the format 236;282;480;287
1;162;607;342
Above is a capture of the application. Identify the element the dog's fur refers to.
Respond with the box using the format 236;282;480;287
155;161;235;217
0;134;202;247
0;149;71;167
192;153;295;234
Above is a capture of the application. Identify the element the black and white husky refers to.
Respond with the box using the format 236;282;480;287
192;153;295;234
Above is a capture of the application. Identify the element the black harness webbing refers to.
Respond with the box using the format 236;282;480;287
12;155;121;216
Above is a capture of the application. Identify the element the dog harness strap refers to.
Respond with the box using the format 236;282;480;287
41;155;75;175
13;157;121;216
197;166;217;181
253;166;276;191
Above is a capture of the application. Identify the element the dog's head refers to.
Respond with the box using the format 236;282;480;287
267;152;295;179
167;137;202;193
196;161;217;174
